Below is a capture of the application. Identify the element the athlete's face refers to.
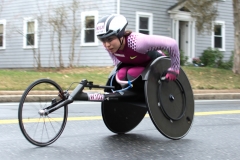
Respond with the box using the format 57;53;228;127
101;36;123;53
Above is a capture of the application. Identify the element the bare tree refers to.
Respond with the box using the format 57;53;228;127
48;5;67;68
0;0;4;16
186;0;240;74
68;0;81;67
9;0;44;70
13;17;42;69
232;0;240;74
35;15;43;69
185;0;219;34
48;26;58;67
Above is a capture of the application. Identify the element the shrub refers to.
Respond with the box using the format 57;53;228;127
218;51;234;70
180;50;188;66
200;48;233;70
200;47;223;67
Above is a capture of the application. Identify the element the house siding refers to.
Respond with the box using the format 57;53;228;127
195;0;234;60
120;0;178;37
0;0;116;68
122;0;234;62
0;0;235;68
218;0;234;60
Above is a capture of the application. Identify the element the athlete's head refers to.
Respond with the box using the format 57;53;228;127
96;14;128;40
96;14;128;53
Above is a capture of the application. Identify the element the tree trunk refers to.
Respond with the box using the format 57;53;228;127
232;0;240;74
70;9;76;67
58;30;63;68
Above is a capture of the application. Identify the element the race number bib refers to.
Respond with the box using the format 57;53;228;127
96;22;105;35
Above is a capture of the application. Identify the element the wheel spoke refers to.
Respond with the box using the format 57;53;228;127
47;116;63;126
47;116;57;134
43;117;50;141
32;116;41;140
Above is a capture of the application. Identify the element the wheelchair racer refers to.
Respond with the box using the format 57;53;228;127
96;14;180;85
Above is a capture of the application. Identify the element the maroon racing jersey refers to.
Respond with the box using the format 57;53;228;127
107;32;180;72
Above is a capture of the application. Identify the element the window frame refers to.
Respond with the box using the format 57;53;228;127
81;11;98;46
23;18;38;49
136;12;153;35
212;21;225;51
0;19;6;50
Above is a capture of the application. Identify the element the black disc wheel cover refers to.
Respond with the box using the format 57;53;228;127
145;57;194;140
102;101;147;134
158;79;186;121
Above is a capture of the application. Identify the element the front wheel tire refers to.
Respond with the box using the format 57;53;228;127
18;79;68;147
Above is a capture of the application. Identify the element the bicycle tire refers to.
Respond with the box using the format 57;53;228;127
18;79;68;147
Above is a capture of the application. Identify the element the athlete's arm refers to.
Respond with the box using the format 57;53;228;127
129;32;180;72
107;50;120;66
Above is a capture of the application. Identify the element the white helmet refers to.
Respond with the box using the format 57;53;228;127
96;14;128;40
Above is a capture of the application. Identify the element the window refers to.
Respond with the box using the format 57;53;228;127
81;11;98;46
23;18;38;48
136;12;153;35
212;21;225;51
0;19;6;49
27;22;35;45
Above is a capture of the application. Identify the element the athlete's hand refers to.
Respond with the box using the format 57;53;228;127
165;68;179;81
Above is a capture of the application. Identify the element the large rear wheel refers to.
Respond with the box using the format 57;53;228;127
145;57;194;139
102;101;147;134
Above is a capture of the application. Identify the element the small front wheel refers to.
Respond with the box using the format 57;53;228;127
18;79;68;147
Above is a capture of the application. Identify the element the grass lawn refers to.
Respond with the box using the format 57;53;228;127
0;66;240;91
182;66;240;89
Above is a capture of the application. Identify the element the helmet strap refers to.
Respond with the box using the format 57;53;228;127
117;37;124;51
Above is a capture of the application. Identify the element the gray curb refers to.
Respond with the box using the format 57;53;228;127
0;90;240;102
194;93;240;100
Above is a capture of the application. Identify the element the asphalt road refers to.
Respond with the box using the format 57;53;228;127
0;100;240;160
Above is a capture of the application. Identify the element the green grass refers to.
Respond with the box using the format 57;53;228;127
0;67;112;91
0;66;240;91
182;66;240;89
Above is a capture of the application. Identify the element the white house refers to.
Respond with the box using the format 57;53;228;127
0;0;234;68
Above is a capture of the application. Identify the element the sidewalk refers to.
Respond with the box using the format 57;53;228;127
0;90;240;102
193;90;240;100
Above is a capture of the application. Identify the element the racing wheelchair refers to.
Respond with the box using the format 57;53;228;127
18;56;195;147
